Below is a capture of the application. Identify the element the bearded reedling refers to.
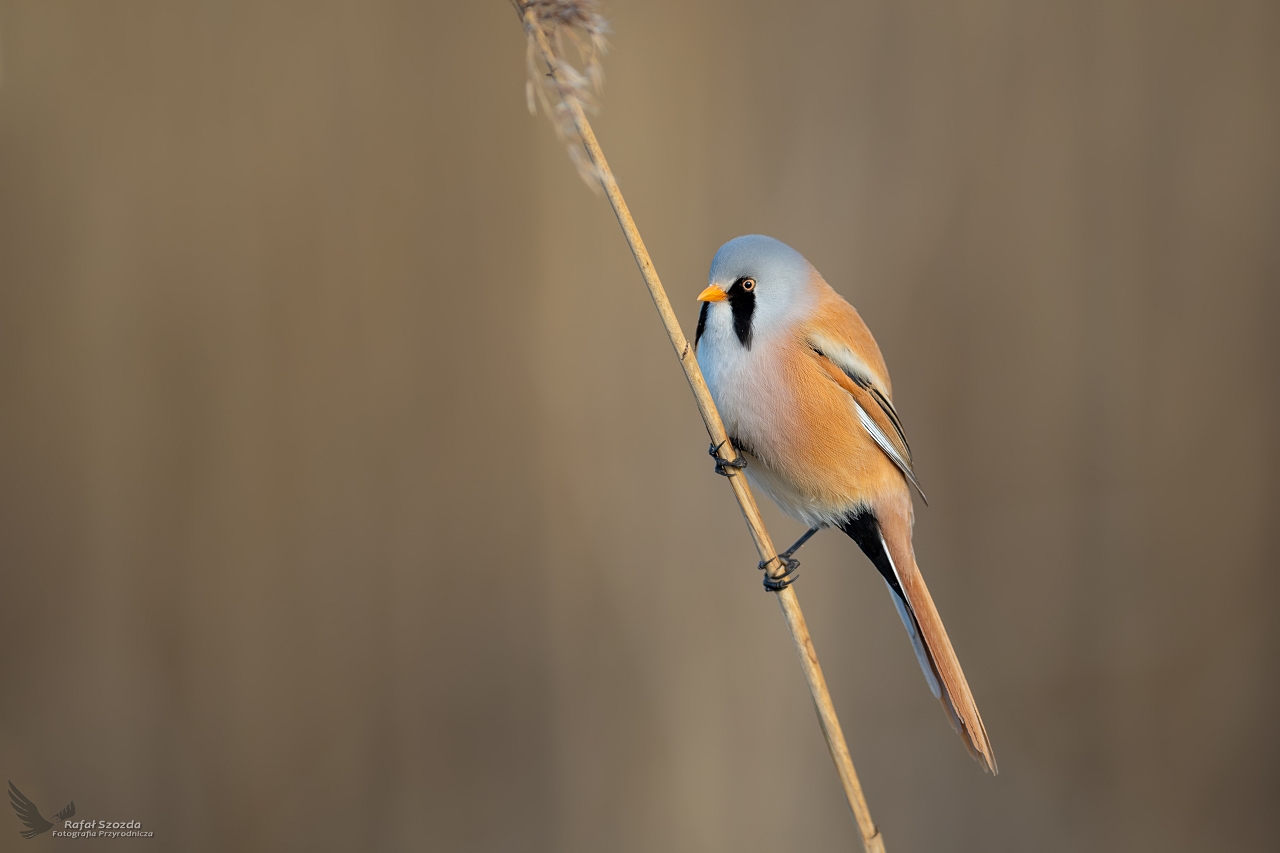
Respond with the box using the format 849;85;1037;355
695;235;996;773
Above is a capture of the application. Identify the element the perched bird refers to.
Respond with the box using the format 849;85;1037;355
695;235;996;773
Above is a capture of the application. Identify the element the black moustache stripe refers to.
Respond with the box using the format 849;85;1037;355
695;278;755;349
728;279;755;349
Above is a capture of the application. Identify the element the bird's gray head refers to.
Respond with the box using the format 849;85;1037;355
696;235;817;350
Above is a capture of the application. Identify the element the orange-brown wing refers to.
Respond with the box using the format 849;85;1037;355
809;346;928;504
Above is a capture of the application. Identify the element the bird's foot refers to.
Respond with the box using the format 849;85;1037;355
709;440;748;476
758;528;819;592
759;554;801;592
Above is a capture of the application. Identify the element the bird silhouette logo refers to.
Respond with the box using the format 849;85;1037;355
8;782;74;839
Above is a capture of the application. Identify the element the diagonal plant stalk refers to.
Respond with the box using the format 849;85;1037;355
512;4;885;851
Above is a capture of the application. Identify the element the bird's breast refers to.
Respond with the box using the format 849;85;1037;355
698;330;790;449
697;331;904;526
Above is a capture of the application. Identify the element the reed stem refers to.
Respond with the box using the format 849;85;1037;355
513;5;885;850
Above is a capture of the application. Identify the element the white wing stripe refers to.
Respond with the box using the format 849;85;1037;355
854;398;908;472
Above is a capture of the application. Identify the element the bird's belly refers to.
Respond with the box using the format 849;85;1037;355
703;345;901;527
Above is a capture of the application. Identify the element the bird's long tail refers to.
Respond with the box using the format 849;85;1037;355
840;509;997;773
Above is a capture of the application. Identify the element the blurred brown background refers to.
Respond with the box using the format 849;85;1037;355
1;2;1277;851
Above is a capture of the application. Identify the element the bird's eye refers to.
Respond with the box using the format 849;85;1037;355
742;278;756;291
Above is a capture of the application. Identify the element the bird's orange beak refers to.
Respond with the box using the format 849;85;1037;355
697;284;728;303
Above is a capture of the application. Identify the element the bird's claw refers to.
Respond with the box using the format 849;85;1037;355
759;526;819;591
709;441;748;476
759;554;800;592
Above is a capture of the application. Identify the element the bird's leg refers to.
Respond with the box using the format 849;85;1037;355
759;527;819;592
779;527;820;560
708;440;748;476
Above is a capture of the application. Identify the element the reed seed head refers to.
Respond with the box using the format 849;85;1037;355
516;1;610;188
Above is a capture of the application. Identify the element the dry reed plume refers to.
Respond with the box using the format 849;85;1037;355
510;2;887;850
521;0;608;187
